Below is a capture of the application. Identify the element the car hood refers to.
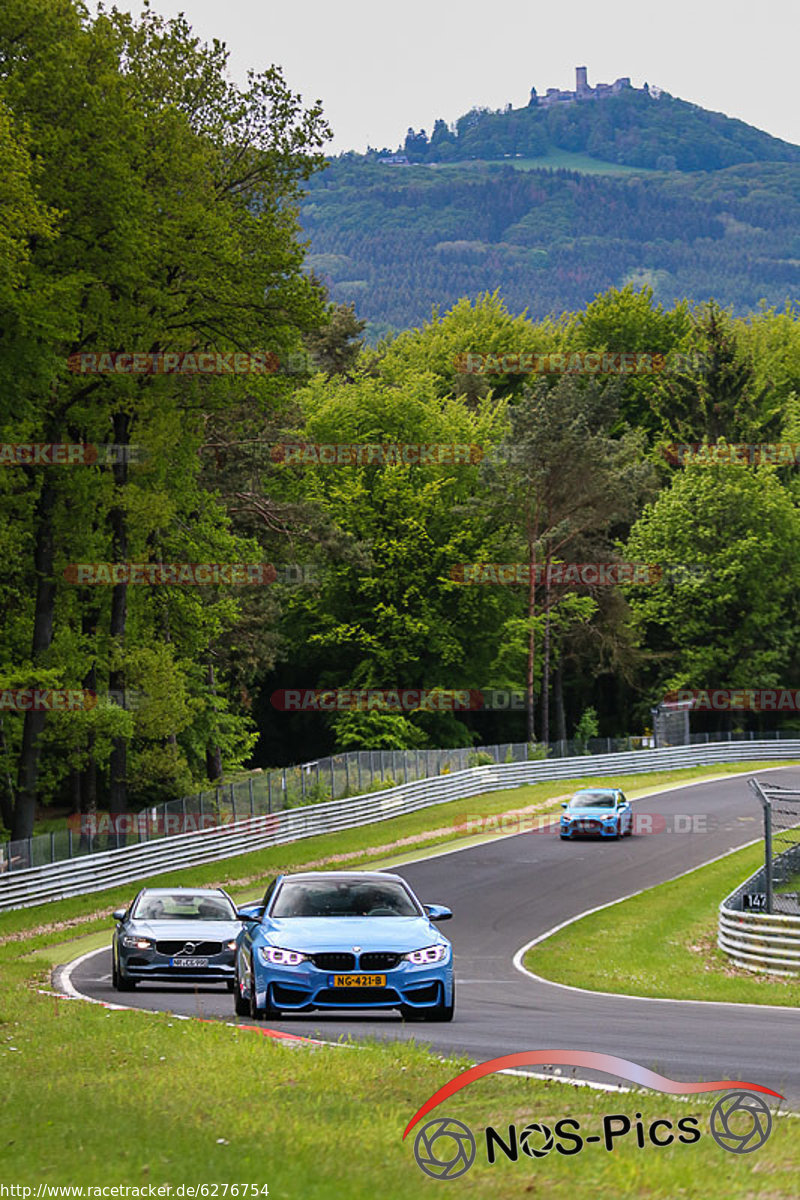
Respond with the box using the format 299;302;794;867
128;919;242;939
258;916;444;952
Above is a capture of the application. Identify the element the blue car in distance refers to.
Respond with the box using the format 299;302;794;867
560;788;633;840
233;870;454;1022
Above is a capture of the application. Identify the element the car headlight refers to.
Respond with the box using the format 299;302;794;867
258;946;307;966
122;936;154;950
224;938;238;952
404;944;449;965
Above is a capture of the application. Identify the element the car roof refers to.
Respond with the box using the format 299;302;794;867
137;886;229;896
278;871;406;884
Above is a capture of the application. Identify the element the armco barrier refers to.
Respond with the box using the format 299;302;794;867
3;740;800;913
719;862;800;976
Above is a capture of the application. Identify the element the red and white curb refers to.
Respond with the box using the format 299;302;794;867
53;946;341;1046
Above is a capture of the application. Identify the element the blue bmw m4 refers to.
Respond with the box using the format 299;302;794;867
233;871;454;1022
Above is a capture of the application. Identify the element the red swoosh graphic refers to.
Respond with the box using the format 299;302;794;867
402;1050;784;1139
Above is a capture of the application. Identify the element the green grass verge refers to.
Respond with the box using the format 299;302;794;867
524;841;800;1006
3;953;799;1195
2;760;799;1194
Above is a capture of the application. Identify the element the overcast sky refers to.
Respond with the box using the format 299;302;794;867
120;0;799;154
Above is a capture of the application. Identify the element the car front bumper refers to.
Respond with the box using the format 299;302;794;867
119;950;235;983
560;819;620;838
251;960;454;1011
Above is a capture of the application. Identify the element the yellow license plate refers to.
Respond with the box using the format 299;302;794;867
330;974;386;987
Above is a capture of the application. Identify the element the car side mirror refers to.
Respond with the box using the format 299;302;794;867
561;802;568;809
112;909;126;922
424;903;452;921
236;907;262;922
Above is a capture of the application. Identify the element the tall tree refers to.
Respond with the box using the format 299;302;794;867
624;461;800;702
0;0;329;837
480;376;653;741
649;301;779;444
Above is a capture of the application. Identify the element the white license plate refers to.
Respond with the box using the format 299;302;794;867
329;974;386;987
170;956;209;967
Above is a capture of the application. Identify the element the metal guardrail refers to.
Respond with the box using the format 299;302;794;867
7;728;796;875
3;739;800;913
718;779;800;976
2;734;662;873
719;867;800;976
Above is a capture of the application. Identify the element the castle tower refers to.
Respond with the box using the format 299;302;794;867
576;66;589;94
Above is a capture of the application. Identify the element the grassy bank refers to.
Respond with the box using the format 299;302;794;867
3;951;799;1195
524;841;800;1006
2;760;798;1194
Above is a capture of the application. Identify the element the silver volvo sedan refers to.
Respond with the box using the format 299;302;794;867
111;887;242;991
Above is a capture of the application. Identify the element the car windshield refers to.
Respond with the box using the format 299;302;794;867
270;879;420;918
132;892;236;921
569;793;616;809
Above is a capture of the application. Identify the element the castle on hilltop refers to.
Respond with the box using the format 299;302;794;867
531;66;646;108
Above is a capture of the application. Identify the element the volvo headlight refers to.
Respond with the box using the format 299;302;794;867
258;946;307;966
122;936;154;950
404;944;448;965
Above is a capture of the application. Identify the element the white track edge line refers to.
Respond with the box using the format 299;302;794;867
512;837;800;1013
56;946;346;1047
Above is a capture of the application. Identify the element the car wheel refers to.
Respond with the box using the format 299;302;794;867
423;983;455;1023
114;960;137;992
615;820;623;840
263;985;281;1020
399;1004;426;1022
248;959;265;1020
248;961;281;1020
402;984;455;1023
233;974;250;1017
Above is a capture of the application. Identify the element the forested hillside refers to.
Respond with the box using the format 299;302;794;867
302;160;800;338
399;89;800;171
3;2;800;833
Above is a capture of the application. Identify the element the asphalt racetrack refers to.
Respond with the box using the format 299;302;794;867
69;767;800;1105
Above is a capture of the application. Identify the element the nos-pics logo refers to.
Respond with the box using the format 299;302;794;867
404;1052;782;1180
